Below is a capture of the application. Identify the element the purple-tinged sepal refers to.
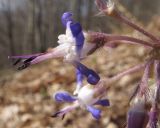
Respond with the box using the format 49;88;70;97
127;99;149;128
86;106;101;120
94;99;110;107
54;91;77;103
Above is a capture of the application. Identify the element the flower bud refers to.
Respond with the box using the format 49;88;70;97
127;99;149;128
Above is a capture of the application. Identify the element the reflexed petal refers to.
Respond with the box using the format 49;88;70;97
54;91;76;102
61;12;73;27
87;106;101;120
73;61;100;85
87;72;100;85
70;22;84;53
70;22;82;37
94;99;110;106
73;61;90;76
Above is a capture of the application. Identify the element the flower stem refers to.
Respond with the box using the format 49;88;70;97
89;32;159;48
106;34;158;48
103;63;146;85
112;11;160;43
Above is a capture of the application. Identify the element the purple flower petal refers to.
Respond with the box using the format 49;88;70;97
73;61;100;85
8;53;44;59
54;92;76;103
70;22;82;37
86;106;101;120
70;22;84;55
94;99;110;107
61;12;73;27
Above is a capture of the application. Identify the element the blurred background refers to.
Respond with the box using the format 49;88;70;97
0;0;160;128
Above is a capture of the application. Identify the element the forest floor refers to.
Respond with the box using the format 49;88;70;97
0;42;148;128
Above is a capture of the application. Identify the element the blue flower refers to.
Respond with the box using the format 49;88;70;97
52;83;109;120
61;12;84;56
8;12;97;71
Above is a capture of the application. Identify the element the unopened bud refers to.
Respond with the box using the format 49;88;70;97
127;99;149;128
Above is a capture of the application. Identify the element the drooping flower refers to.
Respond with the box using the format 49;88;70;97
51;83;109;120
8;12;99;70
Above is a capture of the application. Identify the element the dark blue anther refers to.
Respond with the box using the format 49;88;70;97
61;12;73;27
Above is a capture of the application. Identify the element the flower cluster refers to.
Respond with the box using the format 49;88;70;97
9;0;160;127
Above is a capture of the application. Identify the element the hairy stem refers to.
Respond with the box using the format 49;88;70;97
113;11;160;43
138;60;153;97
106;34;158;48
102;63;146;85
95;0;160;43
